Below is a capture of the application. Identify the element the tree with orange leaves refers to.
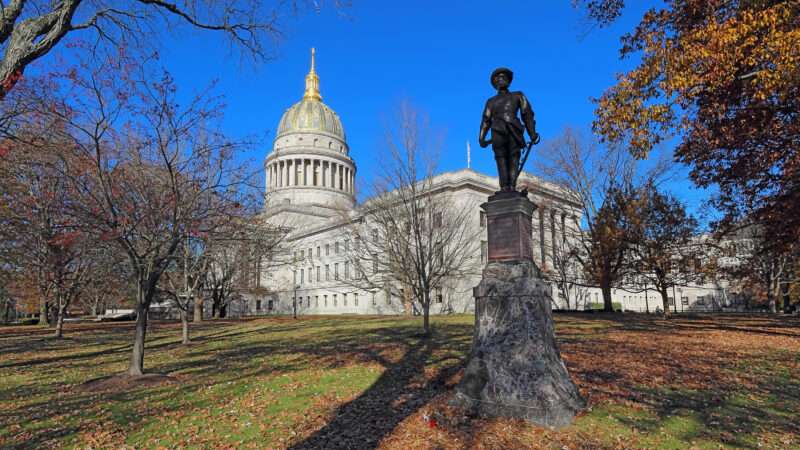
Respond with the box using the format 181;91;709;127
579;0;799;252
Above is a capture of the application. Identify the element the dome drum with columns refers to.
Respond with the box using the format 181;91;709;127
265;48;356;216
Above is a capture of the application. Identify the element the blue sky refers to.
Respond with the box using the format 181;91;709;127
51;1;714;223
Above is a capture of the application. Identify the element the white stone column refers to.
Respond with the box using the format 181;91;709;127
539;206;546;269
331;162;338;189
269;164;274;191
550;210;557;266
298;158;304;186
531;206;539;262
296;158;301;186
322;161;331;187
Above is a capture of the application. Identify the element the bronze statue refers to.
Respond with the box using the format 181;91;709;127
479;68;540;192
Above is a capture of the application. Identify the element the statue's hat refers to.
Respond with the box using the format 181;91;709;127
490;67;513;87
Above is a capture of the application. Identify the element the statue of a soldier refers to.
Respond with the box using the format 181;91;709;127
479;67;540;192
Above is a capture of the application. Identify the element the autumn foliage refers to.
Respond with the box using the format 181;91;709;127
587;0;800;251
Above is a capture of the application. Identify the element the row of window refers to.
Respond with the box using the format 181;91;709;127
257;290;447;312
295;261;361;285
291;292;388;308
296;240;352;261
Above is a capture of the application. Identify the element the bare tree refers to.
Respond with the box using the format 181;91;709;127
549;227;591;310
537;128;638;312
203;216;287;319
40;53;257;375
722;226;796;314
76;250;130;316
340;102;481;336
627;182;700;317
160;237;207;344
0;0;347;99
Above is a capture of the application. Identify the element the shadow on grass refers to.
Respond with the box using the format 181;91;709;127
613;374;800;449
559;312;800;338
288;325;467;450
0;317;471;450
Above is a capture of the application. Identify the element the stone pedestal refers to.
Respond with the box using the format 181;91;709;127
452;194;584;428
484;191;535;262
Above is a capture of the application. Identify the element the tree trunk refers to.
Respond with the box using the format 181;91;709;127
128;301;149;376
422;291;431;336
181;308;190;345
128;279;151;376
212;297;221;319
601;284;613;312
660;288;671;318
768;289;777;313
782;282;791;314
54;302;67;338
193;296;203;322
773;281;782;314
39;299;48;326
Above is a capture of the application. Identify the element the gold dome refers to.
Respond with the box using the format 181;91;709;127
276;48;346;140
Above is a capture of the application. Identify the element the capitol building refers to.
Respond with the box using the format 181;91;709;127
233;50;731;317
227;49;584;317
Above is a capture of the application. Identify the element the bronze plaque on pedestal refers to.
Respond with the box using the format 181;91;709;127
483;194;536;263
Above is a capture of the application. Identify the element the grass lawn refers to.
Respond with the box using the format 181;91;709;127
1;313;798;449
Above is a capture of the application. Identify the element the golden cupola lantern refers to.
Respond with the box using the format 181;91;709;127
303;47;322;101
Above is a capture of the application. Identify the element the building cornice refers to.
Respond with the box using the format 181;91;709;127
278;168;583;242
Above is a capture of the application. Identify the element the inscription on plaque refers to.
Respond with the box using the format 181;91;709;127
484;196;535;263
488;215;518;260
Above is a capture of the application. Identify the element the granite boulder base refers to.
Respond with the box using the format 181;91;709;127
452;194;584;428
